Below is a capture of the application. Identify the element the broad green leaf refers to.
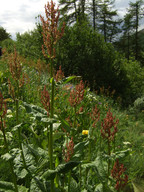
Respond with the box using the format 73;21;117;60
30;177;47;192
41;169;57;180
0;181;15;191
94;183;103;192
53;122;61;131
69;177;80;192
56;161;80;174
23;102;47;115
1;153;12;161
41;117;57;124
53;132;64;142
18;168;28;179
0;181;28;192
82;156;107;182
110;149;131;159
62;76;78;84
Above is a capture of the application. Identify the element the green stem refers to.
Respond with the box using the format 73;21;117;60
49;77;55;192
72;106;77;137
88;139;91;162
79;163;82;189
108;140;111;179
1;117;18;192
15;86;28;178
68;170;71;192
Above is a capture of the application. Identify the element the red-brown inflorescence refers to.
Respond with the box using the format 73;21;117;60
8;48;25;99
55;66;65;82
0;92;7;130
101;109;119;141
69;80;85;107
63;137;74;162
41;85;51;117
90;105;100;128
40;0;65;59
111;159;128;191
8;48;22;81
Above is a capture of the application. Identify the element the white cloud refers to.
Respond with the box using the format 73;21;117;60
0;0;143;40
0;0;58;39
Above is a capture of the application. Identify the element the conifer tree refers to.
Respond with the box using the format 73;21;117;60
128;0;144;60
97;0;121;42
59;0;87;24
122;13;133;60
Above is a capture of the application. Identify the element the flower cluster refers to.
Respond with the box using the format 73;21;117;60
69;80;85;107
82;130;89;135
41;85;50;116
40;0;65;59
101;109;119;141
55;66;65;82
0;92;7;130
111;159;128;191
8;49;25;99
90;105;100;128
63;137;74;162
8;49;22;81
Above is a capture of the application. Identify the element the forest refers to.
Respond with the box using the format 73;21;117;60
0;0;144;191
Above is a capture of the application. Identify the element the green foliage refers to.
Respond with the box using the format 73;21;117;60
56;22;130;104
15;28;43;60
0;26;11;42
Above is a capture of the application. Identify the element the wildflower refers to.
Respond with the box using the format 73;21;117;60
101;109;119;141
41;85;50;116
123;141;131;145
55;66;65;82
69;80;85;107
63;137;74;162
40;0;65;59
90;105;100;128
82;130;89;135
8;49;22;81
111;159;128;191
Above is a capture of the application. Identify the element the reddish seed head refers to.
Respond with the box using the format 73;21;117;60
111;159;128;191
41;85;50;116
101;109;119;141
90;105;100;128
69;80;85;107
63;137;74;162
55;66;65;82
40;0;65;59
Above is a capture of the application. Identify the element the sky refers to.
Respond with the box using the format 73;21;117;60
0;0;144;40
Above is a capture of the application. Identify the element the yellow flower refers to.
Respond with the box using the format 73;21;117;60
82;130;89;135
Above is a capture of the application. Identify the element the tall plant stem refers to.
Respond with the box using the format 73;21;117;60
68;170;71;192
1;117;18;192
49;77;55;192
88;139;92;162
107;140;111;179
16;85;27;170
72;106;77;137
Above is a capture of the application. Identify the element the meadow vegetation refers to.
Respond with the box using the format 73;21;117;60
0;1;144;192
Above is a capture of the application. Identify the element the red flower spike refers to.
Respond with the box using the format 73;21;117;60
90;105;100;128
40;0;65;59
63;137;74;162
69;80;85;107
111;159;128;191
101;109;119;141
55;66;65;82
